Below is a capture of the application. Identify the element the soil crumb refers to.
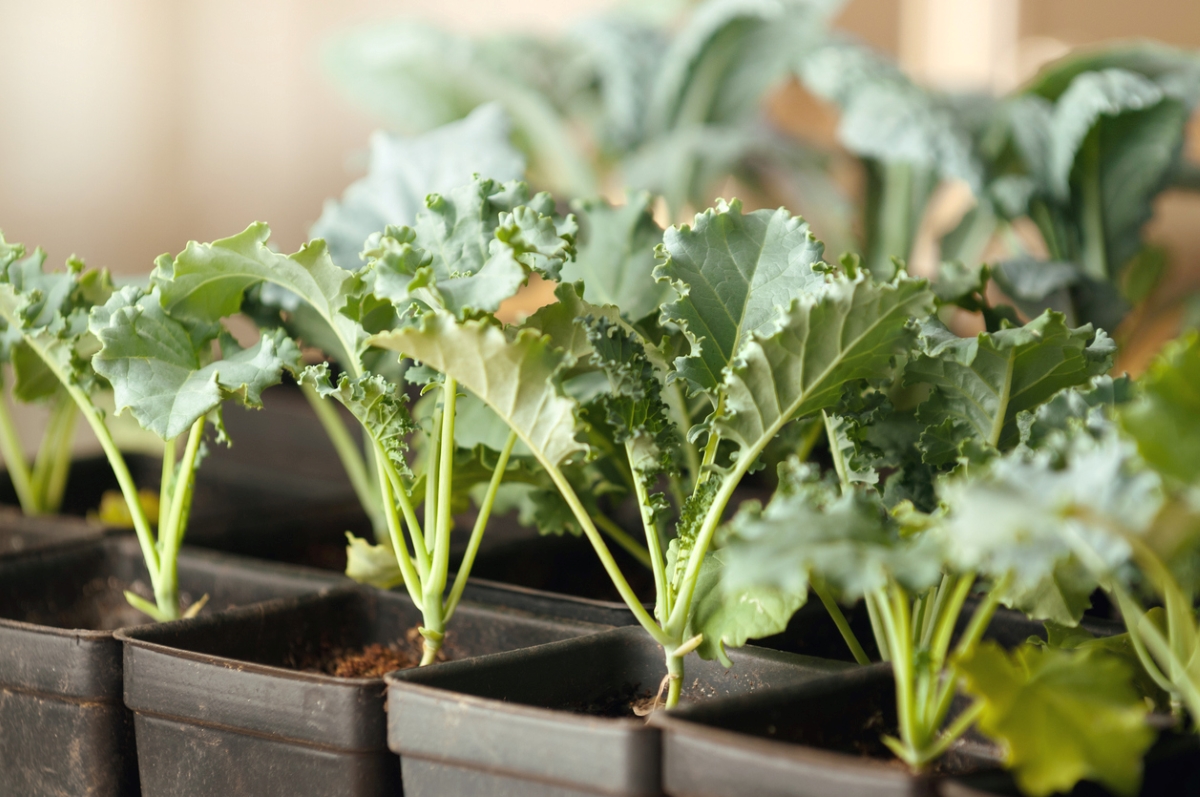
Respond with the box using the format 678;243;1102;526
288;626;450;678
562;683;655;718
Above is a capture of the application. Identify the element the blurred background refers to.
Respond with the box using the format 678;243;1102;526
1;0;1197;276
2;0;1200;453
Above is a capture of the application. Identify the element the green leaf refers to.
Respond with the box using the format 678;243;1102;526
561;193;669;322
1018;374;1133;449
1027;41;1200;103
369;313;586;468
344;533;405;589
722;461;942;604
959;641;1154;797
906;311;1114;457
681;545;805;667
655;199;827;397
89;287;300;440
521;281;625;364
1120;332;1200;484
362;177;576;319
295;363;414;476
311;103;526;269
715;274;934;455
153;223;367;368
585;316;679;477
936;432;1163;624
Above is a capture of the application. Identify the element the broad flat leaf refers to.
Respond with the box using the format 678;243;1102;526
1048;69;1170;199
311;103;526;268
655;199;826;396
90;287;300;440
369;313;586;467
1028;41;1200;103
153;223;367;368
906;311;1114;456
1120;332;1200;484
722;462;942;604
344;533;405;589
682;545;805;666
936;432;1163;624
560;193;669;322
715;274;934;454
959;642;1154;797
991;258;1081;319
296;363;414;475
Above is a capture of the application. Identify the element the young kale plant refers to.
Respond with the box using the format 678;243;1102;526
0;235;82;515
371;198;935;704
719;281;1162;794
0;237;299;621
177;177;576;664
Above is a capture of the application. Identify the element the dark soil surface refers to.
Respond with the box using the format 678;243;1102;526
561;683;656;718
287;627;452;678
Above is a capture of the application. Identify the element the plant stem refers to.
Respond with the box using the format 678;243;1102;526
696;395;725;485
41;400;77;514
812;578;869;665
381;455;430;582
68;384;159;587
420;378;459;665
541;461;671;647
627;440;669;621
1078;132;1108;282
443;431;517;625
0;393;36;514
30;394;74;510
595;514;653;569
665;381;701;490
664;648;686;709
153;416;206;620
158;436;176;534
376;440;424;613
301;382;385;538
865;590;892;662
424;395;442;556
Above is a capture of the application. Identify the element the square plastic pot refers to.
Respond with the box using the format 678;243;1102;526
385;625;853;797
116;586;603;797
0;535;342;797
0;508;104;557
648;664;1003;797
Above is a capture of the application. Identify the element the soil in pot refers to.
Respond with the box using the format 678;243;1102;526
0;535;341;797
0;507;103;557
117;585;602;797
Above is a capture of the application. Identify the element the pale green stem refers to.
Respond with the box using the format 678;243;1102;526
665;381;701;490
880;584;920;755
1111;584;1177;699
928;574;973;671
987;356;1015;449
921;574;955;649
40;401;77;514
424;396;442;556
301;382;385;538
541;461;672;647
795;418;824;462
865;591;892;663
153;416;206;620
665;465;746;638
917;700;985;765
375;440;424;613
420;378;459;664
812;578;869;665
443;431;518;625
68;385;159;586
627;439;669;622
30;395;74;510
0;394;35;514
823;410;851;491
158;436;176;534
595;514;653;569
381;455;430;582
1078;134;1109;282
696;395;725;486
664;648;686;709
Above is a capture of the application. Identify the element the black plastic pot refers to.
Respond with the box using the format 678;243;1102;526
385;625;852;797
116;585;603;797
0;508;104;557
942;723;1200;797
650;664;1003;797
0;534;341;797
